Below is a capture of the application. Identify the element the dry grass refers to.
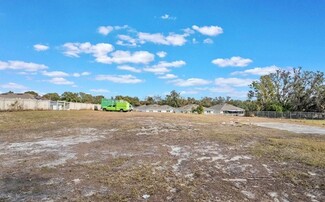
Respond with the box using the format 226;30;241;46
253;136;325;168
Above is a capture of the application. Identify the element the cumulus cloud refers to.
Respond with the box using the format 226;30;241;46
96;50;155;64
212;56;252;67
63;42;153;64
143;66;170;74
192;25;223;36
72;72;91;77
203;38;213;44
117;65;142;73
158;74;178;79
42;70;69;77
138;32;187;46
143;60;186;75
48;77;74;85
170;78;211;87
33;44;49;51
180;90;199;95
116;35;137;47
90;89;110;93
231;65;280;76
98;26;114;35
156;51;167;58
95;74;143;84
161;14;176;20
0;82;27;90
62;42;114;58
0;60;48;72
215;77;254;87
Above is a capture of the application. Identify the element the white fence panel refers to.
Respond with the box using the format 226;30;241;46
0;98;100;111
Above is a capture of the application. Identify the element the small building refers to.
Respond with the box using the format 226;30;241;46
176;104;198;113
209;103;245;116
134;104;174;113
203;107;214;114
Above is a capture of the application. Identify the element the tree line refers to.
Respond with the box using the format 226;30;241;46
9;67;325;112
248;68;325;112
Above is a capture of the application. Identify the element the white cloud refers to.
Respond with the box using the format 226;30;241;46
117;65;142;73
143;66;170;74
48;77;74;85
183;28;195;36
154;60;186;68
0;60;48;72
114;25;129;30
156;51;167;58
161;14;176;20
95;74;143;84
98;26;114;35
180;90;199;95
96;50;155;64
158;74;178;79
231;65;280;76
215;77;253;87
170;78;211;87
0;82;27;90
203;38;214;44
90;89;110;93
116;35;137;47
72;72;91;77
192;25;223;36
192;38;198;44
62;42;114;58
33;44;49;51
138;32;187;46
212;56;252;67
63;42;154;64
143;60;186;75
42;70;69;77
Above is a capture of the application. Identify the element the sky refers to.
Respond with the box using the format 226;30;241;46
1;0;325;100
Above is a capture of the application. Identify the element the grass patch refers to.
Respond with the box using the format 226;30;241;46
253;136;325;168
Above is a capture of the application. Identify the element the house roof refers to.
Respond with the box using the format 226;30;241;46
178;104;198;111
209;103;244;112
135;104;174;111
0;93;36;99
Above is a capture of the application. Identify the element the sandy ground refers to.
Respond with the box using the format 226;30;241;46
0;111;324;201
254;122;325;135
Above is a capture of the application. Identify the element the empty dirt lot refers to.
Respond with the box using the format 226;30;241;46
0;111;324;201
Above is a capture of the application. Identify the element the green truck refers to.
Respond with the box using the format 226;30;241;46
101;98;133;112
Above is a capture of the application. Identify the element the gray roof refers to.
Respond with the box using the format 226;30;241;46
178;104;198;111
0;93;36;99
209;103;244;112
135;104;174;111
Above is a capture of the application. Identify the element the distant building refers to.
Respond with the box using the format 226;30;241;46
208;103;245;115
134;104;174;113
176;104;198;113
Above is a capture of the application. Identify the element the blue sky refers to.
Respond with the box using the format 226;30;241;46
1;0;325;99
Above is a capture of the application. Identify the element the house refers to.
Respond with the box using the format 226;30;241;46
176;104;198;113
209;103;245;116
134;104;174;113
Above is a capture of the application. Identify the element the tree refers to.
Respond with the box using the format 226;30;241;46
24;91;39;97
42;93;60;101
249;67;325;112
79;92;94;103
61;92;80;102
165;90;182;107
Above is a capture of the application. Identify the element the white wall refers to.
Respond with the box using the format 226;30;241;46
0;98;100;111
